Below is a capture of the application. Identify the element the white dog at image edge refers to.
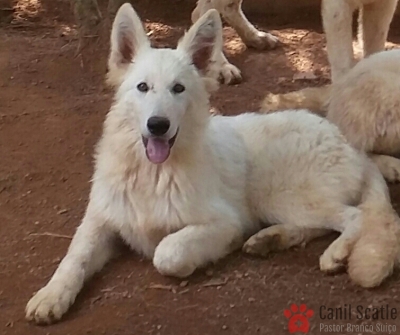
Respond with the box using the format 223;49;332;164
26;4;400;325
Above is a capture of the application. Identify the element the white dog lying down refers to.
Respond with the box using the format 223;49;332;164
26;4;400;325
322;0;398;82
261;49;400;183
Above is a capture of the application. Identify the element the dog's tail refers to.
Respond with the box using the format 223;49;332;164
348;161;400;288
260;85;332;116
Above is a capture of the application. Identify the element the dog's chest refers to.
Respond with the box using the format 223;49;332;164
103;172;208;257
93;144;217;256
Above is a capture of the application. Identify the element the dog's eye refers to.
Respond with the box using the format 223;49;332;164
137;82;149;93
172;83;185;94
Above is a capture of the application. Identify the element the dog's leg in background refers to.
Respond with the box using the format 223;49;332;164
191;0;242;84
191;0;278;84
370;154;400;183
26;211;115;324
215;0;278;50
359;0;398;57
153;213;244;277
322;0;357;82
260;85;332;114
242;225;330;257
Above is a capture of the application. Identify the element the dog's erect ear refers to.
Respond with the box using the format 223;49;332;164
178;9;223;75
107;3;150;87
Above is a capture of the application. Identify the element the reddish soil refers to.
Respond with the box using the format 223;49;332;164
2;1;400;334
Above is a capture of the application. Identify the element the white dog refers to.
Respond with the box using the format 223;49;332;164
322;0;398;82
26;4;400;325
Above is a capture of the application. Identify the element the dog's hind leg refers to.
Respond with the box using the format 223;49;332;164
322;0;357;82
359;0;398;57
370;154;400;183
216;0;278;50
319;207;362;273
242;225;329;257
243;200;361;259
26;211;116;324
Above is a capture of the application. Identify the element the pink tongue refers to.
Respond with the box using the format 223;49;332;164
145;137;170;164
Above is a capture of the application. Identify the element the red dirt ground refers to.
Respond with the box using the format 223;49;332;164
2;1;400;334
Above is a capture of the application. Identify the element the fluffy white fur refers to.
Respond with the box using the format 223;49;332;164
191;0;279;84
26;4;400;325
322;0;398;82
261;49;400;182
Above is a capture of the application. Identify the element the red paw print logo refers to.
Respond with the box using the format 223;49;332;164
284;304;314;334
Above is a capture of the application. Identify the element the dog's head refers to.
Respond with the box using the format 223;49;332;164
106;3;222;164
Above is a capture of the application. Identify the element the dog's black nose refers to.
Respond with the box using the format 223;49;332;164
147;116;170;136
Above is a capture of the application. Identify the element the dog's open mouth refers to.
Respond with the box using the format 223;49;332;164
142;131;178;164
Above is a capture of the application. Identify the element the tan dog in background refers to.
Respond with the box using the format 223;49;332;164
323;0;398;82
261;49;400;182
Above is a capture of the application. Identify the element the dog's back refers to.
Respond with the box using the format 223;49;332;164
328;49;400;154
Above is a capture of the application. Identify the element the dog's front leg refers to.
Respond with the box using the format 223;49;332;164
26;210;115;324
369;154;400;183
321;0;357;82
217;0;278;50
359;0;398;58
153;221;243;278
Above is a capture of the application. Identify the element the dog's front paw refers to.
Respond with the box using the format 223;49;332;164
26;283;75;324
244;31;279;50
377;156;400;183
153;238;197;278
219;62;242;85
